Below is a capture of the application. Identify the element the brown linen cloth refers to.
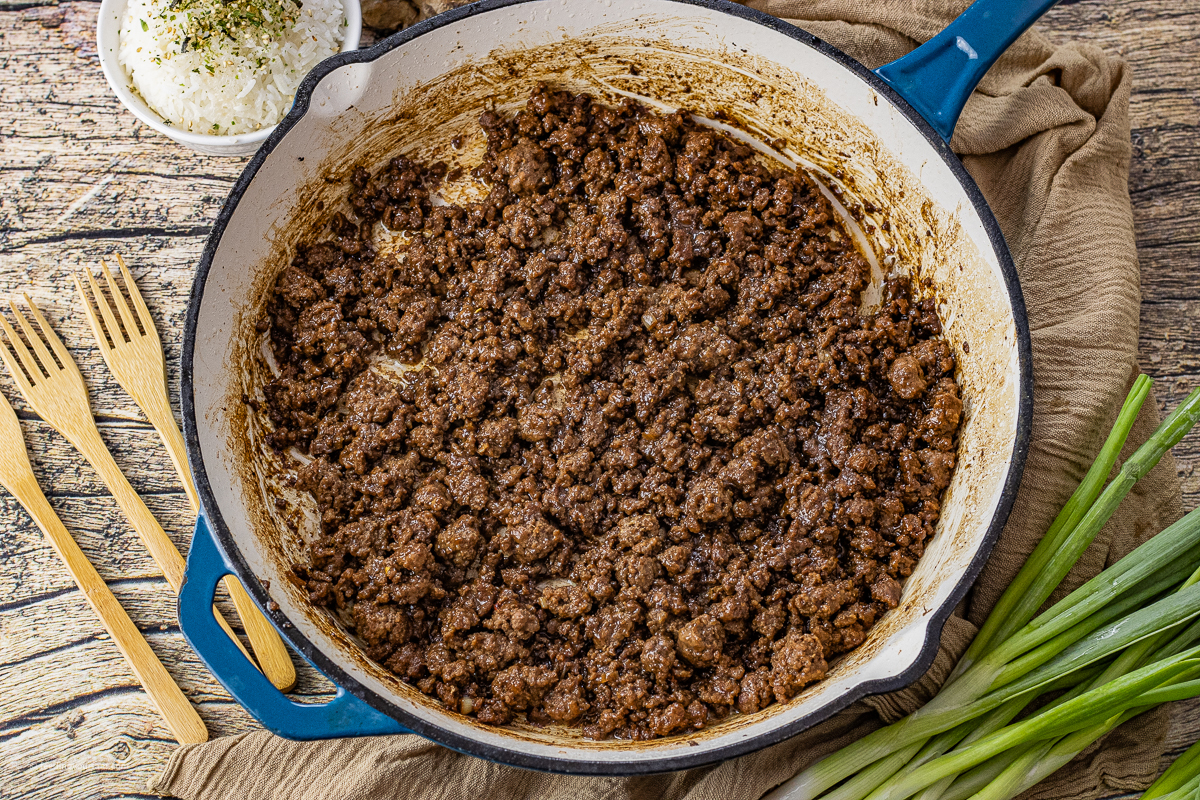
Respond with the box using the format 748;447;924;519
150;2;1185;798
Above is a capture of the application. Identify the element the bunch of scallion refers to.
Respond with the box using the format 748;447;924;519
765;376;1200;800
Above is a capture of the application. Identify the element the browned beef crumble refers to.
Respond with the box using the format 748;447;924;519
259;85;963;740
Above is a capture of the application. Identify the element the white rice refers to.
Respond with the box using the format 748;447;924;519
118;0;344;135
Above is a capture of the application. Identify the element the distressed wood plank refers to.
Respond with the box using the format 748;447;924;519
0;577;295;664
14;416;199;498
0;635;245;726
0;576;334;687
1039;0;1200;514
0;578;178;666
1133;299;1200;503
2;493;200;599
0;693;221;800
0;633;328;726
0;693;313;800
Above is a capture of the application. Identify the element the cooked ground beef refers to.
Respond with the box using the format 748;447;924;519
258;85;963;740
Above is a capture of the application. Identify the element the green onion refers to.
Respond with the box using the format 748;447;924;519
949;375;1153;678
934;742;1044;800
843;567;1200;770
934;700;1137;800
818;743;926;800
965;727;1103;800
987;546;1200;689
770;487;1200;800
984;387;1200;666
896;699;1031;800
860;652;1200;800
920;566;1200;800
1150;774;1200;800
903;662;1113;800
766;384;1200;800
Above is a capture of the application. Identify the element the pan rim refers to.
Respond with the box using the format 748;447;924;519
181;0;1034;776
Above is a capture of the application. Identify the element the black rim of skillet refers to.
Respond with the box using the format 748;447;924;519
182;0;1035;776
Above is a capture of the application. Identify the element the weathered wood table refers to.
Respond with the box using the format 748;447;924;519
1;1;1197;797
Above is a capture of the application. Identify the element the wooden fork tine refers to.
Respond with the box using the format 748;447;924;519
8;300;57;378
22;294;75;372
100;261;140;340
115;254;156;339
73;273;110;354
0;321;36;392
0;311;43;383
85;267;122;345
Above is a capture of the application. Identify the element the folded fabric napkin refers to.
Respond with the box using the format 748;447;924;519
150;2;1183;798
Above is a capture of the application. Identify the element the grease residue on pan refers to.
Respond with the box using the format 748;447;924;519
207;22;1019;754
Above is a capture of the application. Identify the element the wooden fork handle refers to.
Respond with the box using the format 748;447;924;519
140;392;298;692
6;480;208;744
65;426;259;662
68;421;187;587
225;575;297;691
67;423;296;690
140;385;200;513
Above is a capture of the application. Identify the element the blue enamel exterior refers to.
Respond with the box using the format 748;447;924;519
874;0;1061;141
179;515;411;740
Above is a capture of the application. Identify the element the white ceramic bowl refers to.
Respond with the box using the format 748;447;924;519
95;0;362;157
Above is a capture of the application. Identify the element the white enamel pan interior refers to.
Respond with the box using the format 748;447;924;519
182;0;1033;775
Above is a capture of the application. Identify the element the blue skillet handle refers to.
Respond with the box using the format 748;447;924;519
180;514;410;740
874;0;1061;141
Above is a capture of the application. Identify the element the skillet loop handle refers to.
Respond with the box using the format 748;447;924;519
180;514;410;740
874;0;1061;142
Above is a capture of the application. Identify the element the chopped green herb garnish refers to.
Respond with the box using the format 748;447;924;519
155;0;302;62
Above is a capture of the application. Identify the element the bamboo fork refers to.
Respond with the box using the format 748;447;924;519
76;257;199;511
0;295;282;688
74;257;296;692
0;390;208;744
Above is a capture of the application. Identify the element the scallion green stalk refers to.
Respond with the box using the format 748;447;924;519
1149;774;1200;800
988;548;1200;687
765;566;1200;800
884;574;1200;800
825;699;1031;800
935;745;1039;800
982;387;1200;667
817;742;926;800
949;376;1153;678
769;385;1200;800
860;652;1200;800
937;575;1200;800
902;664;1112;800
978;579;1200;707
898;700;1032;800
827;540;1200;765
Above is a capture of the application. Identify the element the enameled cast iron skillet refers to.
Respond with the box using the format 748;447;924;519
178;0;1046;775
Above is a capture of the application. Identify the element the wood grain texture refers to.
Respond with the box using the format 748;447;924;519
71;256;296;691
0;392;207;745
0;292;277;683
0;0;1198;797
74;254;202;513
